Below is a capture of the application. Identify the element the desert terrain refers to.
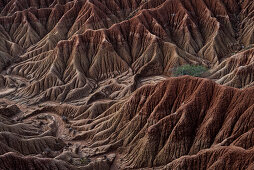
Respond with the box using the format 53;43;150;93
0;0;253;169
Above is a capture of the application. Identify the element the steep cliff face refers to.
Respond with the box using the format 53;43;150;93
0;0;254;169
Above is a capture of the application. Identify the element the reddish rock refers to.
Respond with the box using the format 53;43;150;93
0;0;253;169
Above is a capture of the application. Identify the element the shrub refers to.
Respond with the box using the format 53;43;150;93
173;65;207;77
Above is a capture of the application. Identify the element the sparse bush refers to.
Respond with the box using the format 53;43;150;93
173;65;207;77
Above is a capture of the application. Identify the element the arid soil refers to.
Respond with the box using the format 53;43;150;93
0;0;253;169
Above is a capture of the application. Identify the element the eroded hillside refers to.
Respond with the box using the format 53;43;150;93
0;0;253;169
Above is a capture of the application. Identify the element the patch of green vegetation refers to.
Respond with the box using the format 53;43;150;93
173;65;208;77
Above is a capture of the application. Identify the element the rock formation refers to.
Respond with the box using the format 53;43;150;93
71;76;254;169
0;0;253;169
0;0;252;103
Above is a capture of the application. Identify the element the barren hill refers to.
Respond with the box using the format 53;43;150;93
0;0;253;103
1;76;254;169
0;0;253;169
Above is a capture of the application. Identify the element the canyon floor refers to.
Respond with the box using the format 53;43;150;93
0;0;254;169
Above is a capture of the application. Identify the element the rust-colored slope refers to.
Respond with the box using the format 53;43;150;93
68;76;254;169
163;146;254;170
208;47;254;88
0;0;254;169
0;76;254;169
